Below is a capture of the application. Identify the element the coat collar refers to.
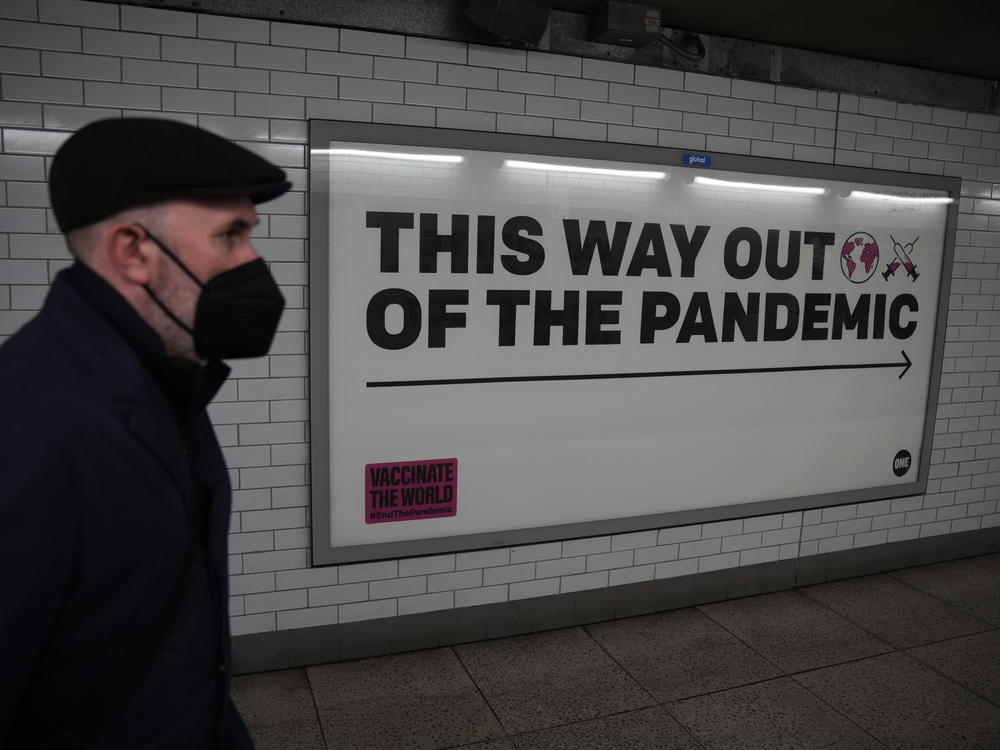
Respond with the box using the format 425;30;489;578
44;265;230;495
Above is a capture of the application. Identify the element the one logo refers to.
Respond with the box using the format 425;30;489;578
840;231;880;283
892;449;912;477
683;153;712;167
882;235;919;282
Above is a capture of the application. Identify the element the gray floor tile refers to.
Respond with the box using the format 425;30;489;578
891;560;1000;626
795;652;1000;749
907;630;1000;705
307;647;505;749
801;573;988;648
668;676;881;749
970;552;1000;575
587;607;782;702
511;706;701;750
698;590;891;673
231;668;325;750
454;627;654;734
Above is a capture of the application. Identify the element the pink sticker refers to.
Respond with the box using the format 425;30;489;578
365;458;457;524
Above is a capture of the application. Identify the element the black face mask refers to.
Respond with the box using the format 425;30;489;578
140;228;285;360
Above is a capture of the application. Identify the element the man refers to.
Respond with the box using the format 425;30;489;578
0;118;291;748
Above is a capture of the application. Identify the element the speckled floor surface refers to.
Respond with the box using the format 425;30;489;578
232;554;1000;749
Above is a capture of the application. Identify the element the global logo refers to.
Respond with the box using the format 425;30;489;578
840;231;880;282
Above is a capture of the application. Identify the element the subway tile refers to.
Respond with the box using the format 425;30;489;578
555;75;608;102
2;128;69;155
634;106;681;130
162;36;233;66
498;69;554;96
583;57;633;83
731;78;775;102
405;82;465;108
660;89;707;113
123;58;196;87
438;62;496;89
685;72;730;96
467;88;523;114
372;102;434;127
0;20;80;52
635;65;683;89
237;43;305;72
338;77;402;103
197;114;269;141
4;74;82;105
235;92;304;119
0;101;43;127
307;49;371;77
708;95;752;118
122;4;196;36
39;0;118;28
6;182;49;207
528;50;581;77
0;46;40;75
270;70;337;98
0;0;37;21
198;13;269;44
581;100;631;125
83;28;158;59
200;65;268;93
84;81;158;110
375;56;435;83
496;113;549;136
163;87;234;115
609;82;658;107
341;28;404;57
525;94;578;119
406;36;465;64
468;44;525;71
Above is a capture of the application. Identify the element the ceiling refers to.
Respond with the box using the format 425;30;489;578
550;0;1000;81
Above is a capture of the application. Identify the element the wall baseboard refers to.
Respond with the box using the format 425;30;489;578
233;527;1000;674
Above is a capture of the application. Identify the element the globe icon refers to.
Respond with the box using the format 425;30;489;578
840;231;879;282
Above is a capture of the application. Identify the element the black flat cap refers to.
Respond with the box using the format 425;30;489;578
50;117;291;232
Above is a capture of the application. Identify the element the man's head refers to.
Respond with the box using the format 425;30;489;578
50;118;291;361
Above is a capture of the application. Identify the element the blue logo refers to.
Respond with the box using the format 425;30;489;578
683;153;712;167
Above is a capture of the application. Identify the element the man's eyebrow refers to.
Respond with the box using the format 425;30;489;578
220;217;259;232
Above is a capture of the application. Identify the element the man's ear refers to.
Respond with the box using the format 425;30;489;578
105;222;153;286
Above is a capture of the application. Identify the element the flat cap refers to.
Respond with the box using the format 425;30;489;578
50;117;291;232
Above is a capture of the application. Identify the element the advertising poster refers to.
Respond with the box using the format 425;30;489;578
309;123;957;564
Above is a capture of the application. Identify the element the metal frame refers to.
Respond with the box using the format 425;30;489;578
309;120;959;565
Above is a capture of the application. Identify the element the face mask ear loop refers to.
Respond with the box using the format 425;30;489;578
135;224;205;288
136;224;199;335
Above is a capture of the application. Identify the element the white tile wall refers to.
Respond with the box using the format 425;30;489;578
1;0;998;636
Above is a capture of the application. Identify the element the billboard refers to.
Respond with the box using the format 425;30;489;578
309;122;958;564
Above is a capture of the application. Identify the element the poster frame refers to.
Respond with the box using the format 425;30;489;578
307;120;959;566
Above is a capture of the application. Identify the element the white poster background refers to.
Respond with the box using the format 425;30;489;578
323;142;950;551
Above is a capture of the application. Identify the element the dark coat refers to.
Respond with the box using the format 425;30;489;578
0;268;253;749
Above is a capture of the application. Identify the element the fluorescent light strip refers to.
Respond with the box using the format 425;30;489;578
693;175;826;195
504;159;667;179
848;190;953;204
314;148;464;163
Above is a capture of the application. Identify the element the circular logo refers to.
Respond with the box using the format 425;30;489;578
840;231;880;283
892;449;912;477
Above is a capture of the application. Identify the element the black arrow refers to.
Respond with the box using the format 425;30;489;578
367;350;913;387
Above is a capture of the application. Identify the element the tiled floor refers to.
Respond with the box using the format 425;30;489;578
232;554;1000;749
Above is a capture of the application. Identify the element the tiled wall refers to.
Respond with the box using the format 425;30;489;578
1;0;999;637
